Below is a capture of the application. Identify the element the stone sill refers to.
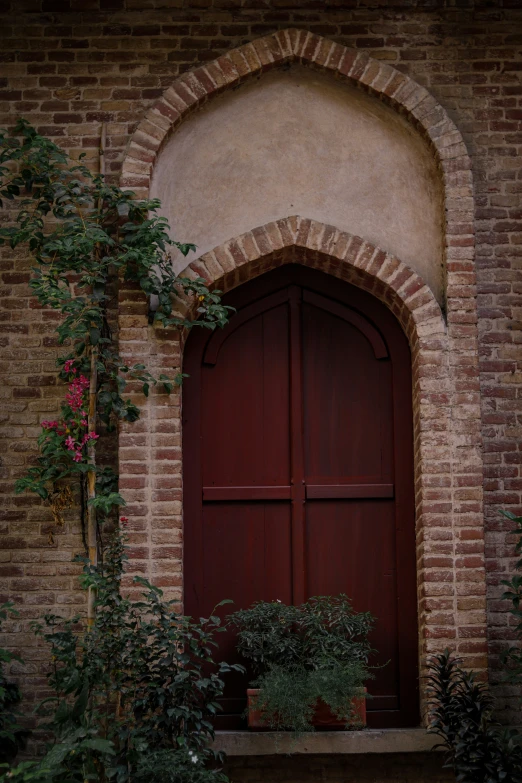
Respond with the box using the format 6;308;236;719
213;728;440;756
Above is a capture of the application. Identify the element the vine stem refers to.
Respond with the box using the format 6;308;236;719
87;344;98;625
87;122;106;625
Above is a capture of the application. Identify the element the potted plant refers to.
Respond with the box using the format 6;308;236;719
229;595;373;733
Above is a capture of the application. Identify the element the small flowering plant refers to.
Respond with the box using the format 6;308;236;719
16;362;99;499
44;362;98;463
1;120;232;523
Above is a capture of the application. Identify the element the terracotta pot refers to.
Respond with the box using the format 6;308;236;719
246;687;366;731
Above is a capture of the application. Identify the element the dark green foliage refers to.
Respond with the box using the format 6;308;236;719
426;511;522;782
229;595;373;732
134;750;228;783
0;530;241;783
0;761;53;782
229;601;302;673
230;595;373;672
0;604;28;764
0;121;237;781
427;650;522;783
500;511;522;685
252;662;369;734
0;119;232;504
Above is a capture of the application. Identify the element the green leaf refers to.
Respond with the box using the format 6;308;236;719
177;242;197;256
71;682;89;720
80;737;115;754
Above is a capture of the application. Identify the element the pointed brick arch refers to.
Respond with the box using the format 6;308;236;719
120;28;474;296
179;216;444;355
118;215;487;720
118;31;486;718
120;30;477;393
177;219;449;689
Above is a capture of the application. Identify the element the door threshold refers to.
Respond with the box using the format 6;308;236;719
212;727;440;756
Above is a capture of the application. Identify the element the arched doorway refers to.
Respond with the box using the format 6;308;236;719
183;264;419;728
121;27;487;701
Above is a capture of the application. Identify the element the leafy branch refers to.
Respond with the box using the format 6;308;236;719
0;529;241;783
0;119;232;539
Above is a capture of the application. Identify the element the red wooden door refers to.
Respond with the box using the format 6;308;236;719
183;265;419;728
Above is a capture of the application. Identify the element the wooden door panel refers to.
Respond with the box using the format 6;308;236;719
201;303;290;488
302;302;393;483
196;504;293;610
196;502;293;721
305;499;399;713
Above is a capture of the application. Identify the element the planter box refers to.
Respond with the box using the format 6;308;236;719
246;688;366;731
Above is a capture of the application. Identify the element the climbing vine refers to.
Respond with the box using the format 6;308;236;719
0;119;231;552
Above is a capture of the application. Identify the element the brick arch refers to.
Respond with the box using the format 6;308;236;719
177;218;448;720
117;30;486;714
120;28;474;297
179;216;445;355
118;214;486;719
170;212;481;693
177;215;446;677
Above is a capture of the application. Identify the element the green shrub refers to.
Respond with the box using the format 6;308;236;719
0;528;242;783
134;750;228;783
0;603;28;765
229;595;373;732
426;510;522;782
427;650;522;783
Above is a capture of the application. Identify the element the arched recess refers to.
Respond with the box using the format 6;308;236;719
120;29;475;305
117;28;486;718
117;216;488;721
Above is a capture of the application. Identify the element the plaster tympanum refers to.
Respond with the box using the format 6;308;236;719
151;67;444;299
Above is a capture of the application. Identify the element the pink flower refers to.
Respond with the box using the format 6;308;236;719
65;435;76;451
65;377;88;412
73;451;83;462
80;419;87;426
80;432;99;447
64;359;75;374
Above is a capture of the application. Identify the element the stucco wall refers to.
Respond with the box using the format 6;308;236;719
151;67;444;300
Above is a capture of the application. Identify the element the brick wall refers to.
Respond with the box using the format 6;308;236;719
0;0;521;748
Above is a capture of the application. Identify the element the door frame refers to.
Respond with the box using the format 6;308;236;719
182;264;419;727
117;218;488;723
